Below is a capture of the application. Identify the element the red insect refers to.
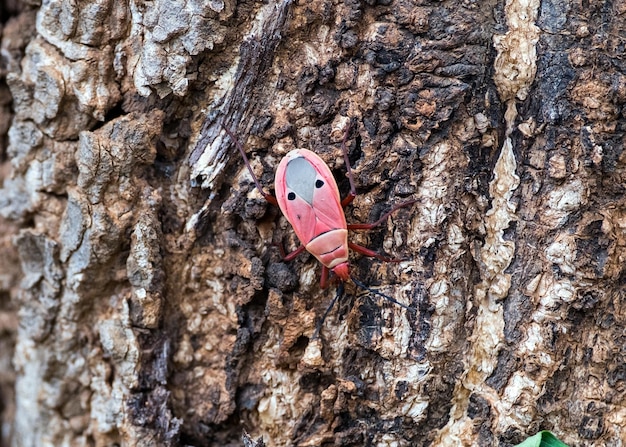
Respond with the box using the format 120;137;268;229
223;122;416;294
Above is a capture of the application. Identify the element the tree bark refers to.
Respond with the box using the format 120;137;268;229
0;0;624;446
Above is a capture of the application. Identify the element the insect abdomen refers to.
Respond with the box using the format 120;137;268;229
306;229;349;268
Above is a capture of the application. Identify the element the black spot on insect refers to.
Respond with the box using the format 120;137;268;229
315;180;324;188
297;215;301;220
288;192;296;200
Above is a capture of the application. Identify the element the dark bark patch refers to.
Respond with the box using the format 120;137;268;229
534;50;574;124
578;402;606;440
128;386;181;444
468;393;491;420
575;219;612;278
266;262;298;292
486;349;517;392
503;291;531;343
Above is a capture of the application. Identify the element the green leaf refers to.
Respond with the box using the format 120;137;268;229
515;431;570;447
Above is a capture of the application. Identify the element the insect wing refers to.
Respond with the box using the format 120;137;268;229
275;149;346;245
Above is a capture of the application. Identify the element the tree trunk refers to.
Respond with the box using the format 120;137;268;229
0;0;624;446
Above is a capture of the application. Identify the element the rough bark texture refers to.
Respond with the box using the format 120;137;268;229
0;0;625;446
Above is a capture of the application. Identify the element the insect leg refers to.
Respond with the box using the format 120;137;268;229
312;282;345;339
222;124;278;206
275;243;307;261
351;277;415;312
347;200;417;230
340;121;357;208
320;265;330;289
348;242;404;263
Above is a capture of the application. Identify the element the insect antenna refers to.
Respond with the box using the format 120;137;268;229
351;277;415;313
311;282;345;340
222;124;278;205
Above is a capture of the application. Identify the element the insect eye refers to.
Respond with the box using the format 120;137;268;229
288;192;296;200
315;179;324;188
